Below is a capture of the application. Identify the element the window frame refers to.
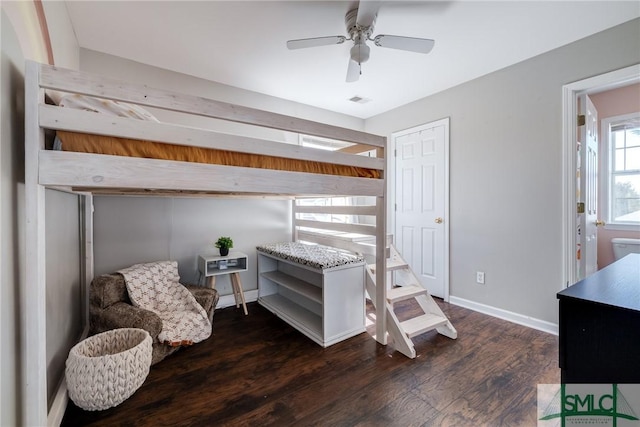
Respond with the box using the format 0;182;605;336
601;111;640;230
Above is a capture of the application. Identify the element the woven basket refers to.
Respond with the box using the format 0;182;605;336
65;328;152;411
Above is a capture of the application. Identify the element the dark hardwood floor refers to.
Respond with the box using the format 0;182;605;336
62;299;559;426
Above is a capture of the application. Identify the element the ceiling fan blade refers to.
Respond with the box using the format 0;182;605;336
346;59;360;83
286;36;346;50
373;35;435;54
356;1;381;28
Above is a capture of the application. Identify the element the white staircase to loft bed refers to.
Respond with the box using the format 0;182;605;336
293;202;456;358
366;243;457;358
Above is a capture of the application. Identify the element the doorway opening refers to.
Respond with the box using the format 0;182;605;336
562;64;640;288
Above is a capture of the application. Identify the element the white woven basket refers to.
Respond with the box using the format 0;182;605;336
65;328;152;411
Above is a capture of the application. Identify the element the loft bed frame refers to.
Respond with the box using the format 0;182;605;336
24;61;387;425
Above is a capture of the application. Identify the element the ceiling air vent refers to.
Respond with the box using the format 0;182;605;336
349;95;371;104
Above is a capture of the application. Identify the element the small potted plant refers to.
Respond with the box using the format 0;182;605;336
215;236;233;256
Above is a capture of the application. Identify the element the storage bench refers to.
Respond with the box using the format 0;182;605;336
256;242;366;347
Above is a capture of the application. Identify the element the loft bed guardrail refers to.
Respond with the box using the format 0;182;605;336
35;63;385;196
23;61;388;426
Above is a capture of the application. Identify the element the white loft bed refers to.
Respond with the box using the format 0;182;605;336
24;61;387;425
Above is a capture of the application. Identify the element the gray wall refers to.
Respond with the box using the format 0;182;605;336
366;18;640;325
45;190;81;404
93;196;291;296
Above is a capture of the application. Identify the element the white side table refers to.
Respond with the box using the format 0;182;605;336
198;252;248;315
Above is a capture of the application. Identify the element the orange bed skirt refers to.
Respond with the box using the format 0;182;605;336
57;131;380;179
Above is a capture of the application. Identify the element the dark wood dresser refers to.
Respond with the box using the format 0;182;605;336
557;253;640;383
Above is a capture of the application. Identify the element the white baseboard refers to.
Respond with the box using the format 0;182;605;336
48;325;90;426
216;289;258;309
48;378;68;427
449;296;558;335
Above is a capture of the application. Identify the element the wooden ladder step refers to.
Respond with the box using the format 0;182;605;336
386;258;409;271
368;259;408;274
400;313;449;338
387;285;428;304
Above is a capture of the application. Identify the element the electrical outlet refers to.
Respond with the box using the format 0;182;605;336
476;271;485;284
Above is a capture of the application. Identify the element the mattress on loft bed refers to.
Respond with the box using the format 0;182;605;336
53;94;380;179
56;131;379;178
256;242;365;270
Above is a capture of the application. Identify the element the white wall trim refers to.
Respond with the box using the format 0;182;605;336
216;289;258;310
47;379;68;427
449;296;558;335
561;64;640;289
47;325;89;427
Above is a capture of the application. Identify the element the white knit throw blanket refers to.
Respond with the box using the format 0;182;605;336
118;261;211;346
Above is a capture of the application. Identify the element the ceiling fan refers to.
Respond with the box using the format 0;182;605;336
286;1;435;82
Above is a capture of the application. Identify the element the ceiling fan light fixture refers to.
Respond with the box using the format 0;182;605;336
286;1;436;83
350;42;370;64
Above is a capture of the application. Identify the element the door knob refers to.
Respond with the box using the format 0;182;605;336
435;217;443;224
595;220;606;227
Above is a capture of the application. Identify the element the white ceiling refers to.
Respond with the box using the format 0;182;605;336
64;1;639;119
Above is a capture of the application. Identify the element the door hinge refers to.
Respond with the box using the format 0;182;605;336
577;115;586;126
394;149;397;157
394;203;398;211
577;202;585;214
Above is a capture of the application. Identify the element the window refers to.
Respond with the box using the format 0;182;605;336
296;135;375;230
297;135;357;224
296;196;355;224
602;113;640;228
299;134;354;151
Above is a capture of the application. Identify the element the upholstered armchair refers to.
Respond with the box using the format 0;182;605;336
89;273;219;365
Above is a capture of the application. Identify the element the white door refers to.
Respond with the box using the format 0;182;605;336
394;119;449;299
578;94;599;279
